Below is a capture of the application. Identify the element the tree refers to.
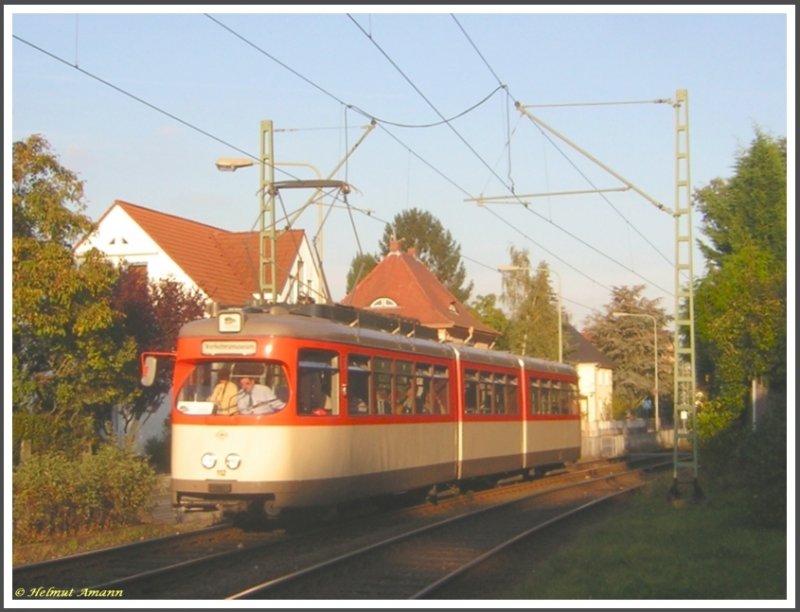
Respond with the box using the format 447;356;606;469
693;130;786;427
583;285;671;419
12;134;207;446
111;269;206;435
691;130;786;526
468;294;510;351
378;208;474;303
345;252;379;294
13;135;139;437
499;246;561;360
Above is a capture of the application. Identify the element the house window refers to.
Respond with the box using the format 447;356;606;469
370;297;398;308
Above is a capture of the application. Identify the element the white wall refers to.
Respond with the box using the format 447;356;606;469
75;205;200;292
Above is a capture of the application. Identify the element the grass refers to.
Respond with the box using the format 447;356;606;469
12;521;208;566
511;474;788;600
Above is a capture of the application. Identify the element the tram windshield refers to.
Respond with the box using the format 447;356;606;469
176;361;289;416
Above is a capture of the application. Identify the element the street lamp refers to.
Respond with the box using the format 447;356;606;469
215;157;255;172
612;311;660;432
216;120;374;304
498;265;562;363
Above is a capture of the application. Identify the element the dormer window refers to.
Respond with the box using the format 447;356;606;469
448;302;458;314
370;297;398;309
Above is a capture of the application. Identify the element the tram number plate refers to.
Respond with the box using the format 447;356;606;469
208;483;232;493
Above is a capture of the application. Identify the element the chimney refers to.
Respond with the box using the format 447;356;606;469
389;238;402;255
407;246;417;258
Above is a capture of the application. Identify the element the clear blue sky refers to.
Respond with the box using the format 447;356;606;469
6;5;793;326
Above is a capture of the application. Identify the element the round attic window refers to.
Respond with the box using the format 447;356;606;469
370;297;398;308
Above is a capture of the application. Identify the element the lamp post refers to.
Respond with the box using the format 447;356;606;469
498;265;562;363
216;122;277;302
217;157;326;261
612;311;660;432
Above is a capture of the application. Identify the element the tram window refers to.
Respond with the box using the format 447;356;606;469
567;383;579;415
298;349;339;416
553;382;574;415
464;369;479;414
396;360;414;415
176;360;289;417
373;357;393;416
540;382;552;415
478;374;494;414
347;354;371;415
556;382;570;415
506;375;519;415
431;366;450;415
413;363;433;414
181;367;208;402
529;379;541;415
552;382;563;414
494;375;506;414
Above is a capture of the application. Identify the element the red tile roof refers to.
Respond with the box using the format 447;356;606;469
108;200;307;306
341;244;499;344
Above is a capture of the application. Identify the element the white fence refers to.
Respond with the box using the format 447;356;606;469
581;419;673;458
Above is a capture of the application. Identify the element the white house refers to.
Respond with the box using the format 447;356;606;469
562;325;617;457
75;200;331;306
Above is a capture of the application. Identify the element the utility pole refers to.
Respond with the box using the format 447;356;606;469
218;120;373;305
496;94;700;497
669;89;702;501
259;120;277;303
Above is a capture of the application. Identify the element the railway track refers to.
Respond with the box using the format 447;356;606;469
229;465;652;600
12;455;670;601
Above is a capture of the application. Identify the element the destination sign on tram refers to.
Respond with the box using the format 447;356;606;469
201;340;257;356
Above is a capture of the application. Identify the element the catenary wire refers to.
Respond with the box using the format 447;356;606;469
206;14;673;303
15;19;670;312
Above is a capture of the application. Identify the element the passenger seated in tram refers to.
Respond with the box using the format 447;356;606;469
375;388;391;415
236;376;286;415
209;367;238;415
399;384;416;414
298;370;332;415
349;395;368;414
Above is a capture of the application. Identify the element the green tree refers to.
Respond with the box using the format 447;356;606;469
693;130;786;427
12;135;138;437
499;246;561;360
378;208;473;303
582;285;671;419
692;130;787;528
467;294;510;351
346;252;379;294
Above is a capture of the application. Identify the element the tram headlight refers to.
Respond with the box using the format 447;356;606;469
225;453;242;470
201;452;218;469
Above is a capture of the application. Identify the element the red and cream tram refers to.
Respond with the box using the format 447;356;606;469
141;304;581;515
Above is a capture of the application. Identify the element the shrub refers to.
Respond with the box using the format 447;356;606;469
701;405;786;529
143;416;171;473
12;412;95;465
13;443;159;543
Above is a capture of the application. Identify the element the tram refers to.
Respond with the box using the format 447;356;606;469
141;303;581;516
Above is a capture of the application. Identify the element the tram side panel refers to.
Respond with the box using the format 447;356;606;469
524;373;582;468
344;420;459;497
457;362;526;480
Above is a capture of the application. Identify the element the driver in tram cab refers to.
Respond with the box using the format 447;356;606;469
237;376;286;415
209;367;238;415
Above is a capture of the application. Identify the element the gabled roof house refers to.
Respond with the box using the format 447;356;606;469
340;240;501;348
563;325;615;436
74;200;330;307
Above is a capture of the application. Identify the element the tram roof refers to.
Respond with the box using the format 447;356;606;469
179;305;576;376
